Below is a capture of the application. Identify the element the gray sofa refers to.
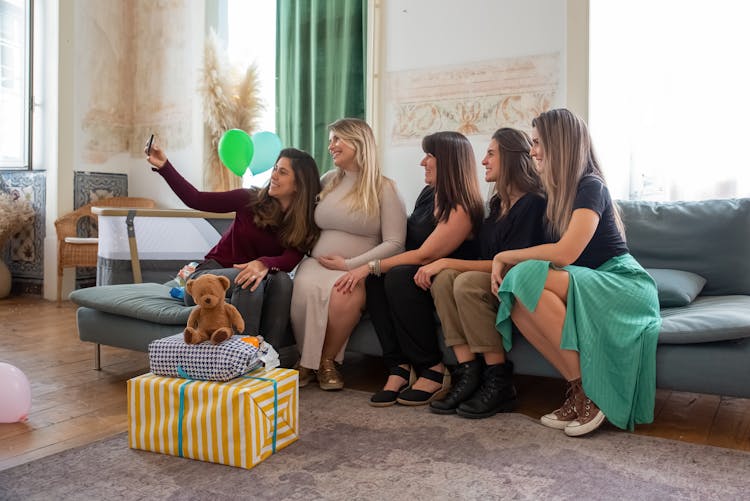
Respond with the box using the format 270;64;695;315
70;198;750;398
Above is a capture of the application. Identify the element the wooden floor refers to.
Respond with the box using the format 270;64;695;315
1;296;749;471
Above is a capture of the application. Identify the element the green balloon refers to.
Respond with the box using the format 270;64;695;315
218;129;254;176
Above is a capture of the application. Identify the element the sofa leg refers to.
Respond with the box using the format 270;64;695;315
95;343;101;370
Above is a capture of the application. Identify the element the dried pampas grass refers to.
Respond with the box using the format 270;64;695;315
201;29;263;191
0;192;34;248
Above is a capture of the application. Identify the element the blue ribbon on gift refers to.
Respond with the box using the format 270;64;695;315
241;373;279;453
174;367;278;456
176;366;194;458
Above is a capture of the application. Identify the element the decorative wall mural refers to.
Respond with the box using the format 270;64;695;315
388;53;560;144
79;0;194;163
0;170;46;294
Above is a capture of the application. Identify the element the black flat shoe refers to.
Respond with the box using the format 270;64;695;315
396;367;447;406
369;365;411;407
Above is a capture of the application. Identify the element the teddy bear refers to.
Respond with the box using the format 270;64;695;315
184;274;245;345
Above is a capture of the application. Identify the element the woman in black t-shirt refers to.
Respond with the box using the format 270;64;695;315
492;109;661;437
412;128;547;419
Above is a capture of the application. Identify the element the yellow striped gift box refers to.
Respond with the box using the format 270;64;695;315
127;368;298;469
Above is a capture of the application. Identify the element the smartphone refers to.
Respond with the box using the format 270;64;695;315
146;134;154;155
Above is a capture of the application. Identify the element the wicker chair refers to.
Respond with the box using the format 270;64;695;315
55;197;156;304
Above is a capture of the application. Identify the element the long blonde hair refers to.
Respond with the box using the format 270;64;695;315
532;109;624;239
319;118;384;218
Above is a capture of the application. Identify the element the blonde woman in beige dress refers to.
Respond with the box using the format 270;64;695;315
290;118;407;390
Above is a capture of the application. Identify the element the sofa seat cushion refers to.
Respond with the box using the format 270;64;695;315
659;295;750;344
69;283;191;325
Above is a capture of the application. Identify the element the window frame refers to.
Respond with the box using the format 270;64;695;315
0;0;33;171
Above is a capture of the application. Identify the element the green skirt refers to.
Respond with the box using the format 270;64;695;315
495;254;661;430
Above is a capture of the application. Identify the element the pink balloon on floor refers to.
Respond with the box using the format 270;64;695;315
0;362;31;423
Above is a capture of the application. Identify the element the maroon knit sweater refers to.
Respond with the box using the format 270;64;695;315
156;161;303;272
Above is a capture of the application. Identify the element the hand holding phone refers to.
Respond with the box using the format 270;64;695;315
144;134;166;170
146;134;154;155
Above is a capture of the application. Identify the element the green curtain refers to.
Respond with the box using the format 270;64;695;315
276;0;367;174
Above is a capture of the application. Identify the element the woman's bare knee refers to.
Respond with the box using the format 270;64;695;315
544;270;569;303
329;283;365;315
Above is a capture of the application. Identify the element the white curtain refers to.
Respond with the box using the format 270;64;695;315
589;0;750;201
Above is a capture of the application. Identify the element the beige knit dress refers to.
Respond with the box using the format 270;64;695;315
291;169;407;369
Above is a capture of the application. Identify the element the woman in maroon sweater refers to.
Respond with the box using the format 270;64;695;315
146;144;321;347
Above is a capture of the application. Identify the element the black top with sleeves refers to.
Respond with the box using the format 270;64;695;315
569;175;629;269
479;192;547;260
405;186;478;258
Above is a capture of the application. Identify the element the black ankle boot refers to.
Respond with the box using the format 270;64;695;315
456;361;517;419
429;359;482;414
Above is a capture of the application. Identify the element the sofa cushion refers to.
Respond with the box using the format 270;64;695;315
618;198;750;296
658;295;750;344
69;283;192;325
646;268;707;307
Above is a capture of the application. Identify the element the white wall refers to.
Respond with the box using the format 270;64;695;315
45;0;206;301
376;0;568;209
71;1;205;209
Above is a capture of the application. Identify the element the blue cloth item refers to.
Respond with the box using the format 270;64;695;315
169;286;185;300
496;254;661;431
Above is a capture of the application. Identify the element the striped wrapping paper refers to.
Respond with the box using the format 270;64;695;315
127;368;298;469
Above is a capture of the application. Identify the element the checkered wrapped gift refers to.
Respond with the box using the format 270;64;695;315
148;333;279;381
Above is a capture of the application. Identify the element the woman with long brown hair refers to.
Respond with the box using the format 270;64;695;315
145;144;321;347
414;127;547;418
341;131;485;406
492;109;660;436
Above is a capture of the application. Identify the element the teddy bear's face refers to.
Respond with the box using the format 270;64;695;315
186;274;230;310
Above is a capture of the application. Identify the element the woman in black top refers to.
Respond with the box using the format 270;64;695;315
493;109;660;436
336;131;485;406
413;128;546;418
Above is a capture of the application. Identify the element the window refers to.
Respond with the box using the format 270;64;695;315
0;0;31;170
222;0;367;184
589;1;750;201
224;0;277;187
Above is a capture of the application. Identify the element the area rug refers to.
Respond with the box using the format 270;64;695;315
1;389;749;500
